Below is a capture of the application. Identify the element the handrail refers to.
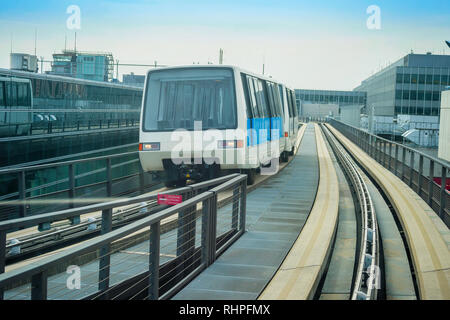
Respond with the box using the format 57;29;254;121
328;119;449;169
0;173;239;232
0;151;138;175
328;118;449;227
0;173;248;300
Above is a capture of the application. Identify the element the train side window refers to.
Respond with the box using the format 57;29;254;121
0;82;4;106
290;91;298;117
285;88;293;117
278;84;285;113
265;82;276;117
271;83;282;117
254;79;268;118
241;74;254;119
247;77;260;118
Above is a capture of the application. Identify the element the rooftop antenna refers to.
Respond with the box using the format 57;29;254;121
262;52;266;75
74;32;77;53
64;34;67;51
219;48;224;64
34;29;37;56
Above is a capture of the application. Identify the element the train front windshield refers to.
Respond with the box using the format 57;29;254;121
143;68;237;131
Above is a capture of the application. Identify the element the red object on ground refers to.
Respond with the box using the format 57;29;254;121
157;194;183;205
433;178;450;191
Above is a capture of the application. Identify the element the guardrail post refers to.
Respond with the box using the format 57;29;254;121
239;179;247;233
139;166;145;195
231;187;239;231
68;164;80;225
201;197;213;267
0;230;5;300
388;142;392;171
401;147;406;182
210;192;218;261
18;171;26;218
31;271;48;300
106;158;112;198
394;144;399;177
428;160;435;206
439;166;447;220
409;152;415;188
418;155;424;196
383;141;387;167
148;221;160;300
98;208;112;296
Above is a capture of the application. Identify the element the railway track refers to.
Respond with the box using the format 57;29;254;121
321;123;380;300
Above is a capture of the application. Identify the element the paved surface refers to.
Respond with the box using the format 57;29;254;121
259;124;339;300
173;124;319;300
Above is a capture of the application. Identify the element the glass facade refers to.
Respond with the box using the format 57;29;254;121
355;54;450;117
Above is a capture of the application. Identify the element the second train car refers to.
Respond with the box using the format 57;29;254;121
139;65;298;186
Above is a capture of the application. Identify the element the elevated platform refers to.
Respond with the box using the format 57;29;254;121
173;124;319;299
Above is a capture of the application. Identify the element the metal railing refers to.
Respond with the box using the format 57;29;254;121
0;118;139;138
329;119;449;228
0;150;157;221
0;173;247;300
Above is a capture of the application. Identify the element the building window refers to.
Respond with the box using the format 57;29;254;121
418;90;424;101
432;91;440;101
411;74;418;84
403;91;409;100
426;74;432;84
433;74;441;85
419;74;425;84
403;73;411;83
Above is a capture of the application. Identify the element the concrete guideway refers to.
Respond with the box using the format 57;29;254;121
319;129;357;300
259;123;339;300
326;124;450;300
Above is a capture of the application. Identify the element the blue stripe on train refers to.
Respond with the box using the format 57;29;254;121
247;117;283;146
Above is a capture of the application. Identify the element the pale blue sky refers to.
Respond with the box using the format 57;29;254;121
1;0;449;89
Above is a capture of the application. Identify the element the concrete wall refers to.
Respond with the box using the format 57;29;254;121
340;105;362;127
301;103;339;118
438;90;450;162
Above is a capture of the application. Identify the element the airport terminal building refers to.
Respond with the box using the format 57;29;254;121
355;53;450;118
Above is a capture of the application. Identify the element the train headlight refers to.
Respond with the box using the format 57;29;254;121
218;140;244;149
139;142;160;151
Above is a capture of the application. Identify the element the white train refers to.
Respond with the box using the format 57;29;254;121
139;65;298;187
